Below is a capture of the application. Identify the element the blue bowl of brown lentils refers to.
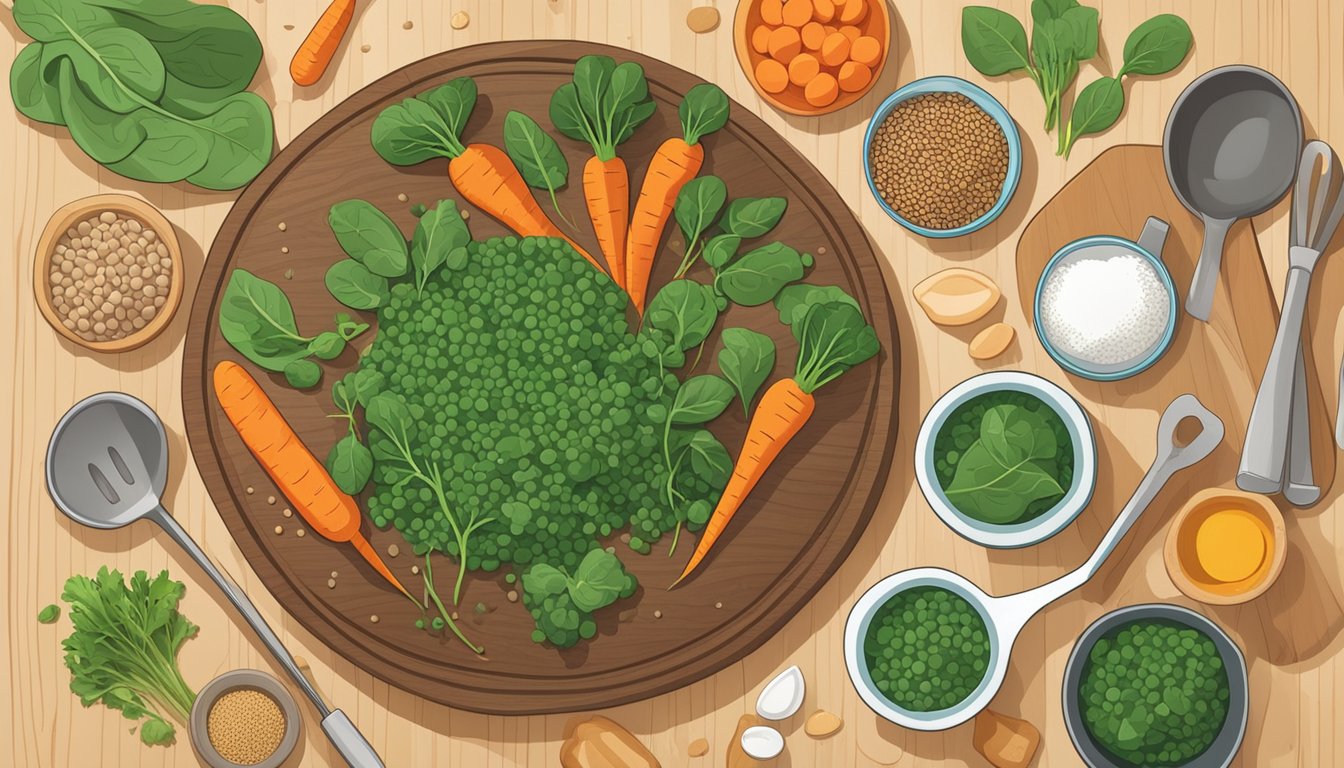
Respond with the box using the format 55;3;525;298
863;76;1021;238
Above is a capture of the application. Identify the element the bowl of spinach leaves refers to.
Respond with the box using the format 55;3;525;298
915;371;1096;548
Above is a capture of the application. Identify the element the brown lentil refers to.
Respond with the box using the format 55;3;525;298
283;508;293;518
274;526;283;535
207;688;285;765
327;578;337;589
397;192;409;203
48;211;172;343
387;543;400;557
867;92;1009;230
295;529;305;538
506;589;519;603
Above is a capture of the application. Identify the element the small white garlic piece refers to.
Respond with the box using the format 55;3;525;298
755;665;805;721
741;725;785;760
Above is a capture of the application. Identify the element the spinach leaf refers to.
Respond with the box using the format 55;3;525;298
645;279;720;351
325;260;389;310
775;284;860;326
678;83;730;145
702;233;742;269
674;175;727;271
1059;76;1123;158
10;0;273;189
567;549;632;612
371;78;476;165
410;199;469;293
218;269;312;371
1119;14;1193;77
523;564;569;598
283;359;321;389
668;375;735;425
1059;6;1099;59
326;434;373;494
328;200;410;278
944;405;1065;524
307;331;345;360
718;328;775;416
961;6;1032;76
793;301;879;392
1030;0;1078;25
503;111;571;223
549;55;654;158
37;604;60;624
722;197;788;238
681;429;733;485
714;242;809;306
365;392;416;444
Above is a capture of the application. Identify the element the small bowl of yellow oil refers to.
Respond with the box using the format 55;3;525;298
1164;488;1286;605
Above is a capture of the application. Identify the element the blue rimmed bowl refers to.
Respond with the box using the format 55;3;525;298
863;76;1022;238
915;371;1097;548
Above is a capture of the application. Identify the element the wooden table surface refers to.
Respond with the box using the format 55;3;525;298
5;1;1343;766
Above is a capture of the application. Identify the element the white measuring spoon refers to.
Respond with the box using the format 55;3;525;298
845;394;1224;731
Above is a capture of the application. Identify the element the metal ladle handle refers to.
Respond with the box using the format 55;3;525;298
998;395;1224;622
147;507;385;768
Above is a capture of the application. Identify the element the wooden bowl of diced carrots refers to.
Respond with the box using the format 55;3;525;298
734;0;891;115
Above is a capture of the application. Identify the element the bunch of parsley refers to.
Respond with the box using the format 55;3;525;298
60;567;198;746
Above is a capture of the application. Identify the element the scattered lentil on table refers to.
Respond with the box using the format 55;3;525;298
868;92;1009;230
48;211;172;343
451;11;470;30
207;688;286;766
863;586;991;711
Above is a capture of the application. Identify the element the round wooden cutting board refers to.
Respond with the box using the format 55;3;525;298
183;41;898;714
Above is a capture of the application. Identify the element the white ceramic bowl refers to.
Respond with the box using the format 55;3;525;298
915;371;1096;548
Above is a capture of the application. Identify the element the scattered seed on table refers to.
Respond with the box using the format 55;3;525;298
506;590;518;603
402;20;413;29
686;6;720;33
397;193;409;203
284;24;294;30
280;246;289;254
267;495;276;505
370;615;379;623
327;578;337;589
296;529;305;538
867;92;1009;231
331;571;339;578
715;602;723;609
277;222;287;231
817;246;828;255
283;508;293;518
283;268;294;280
451;10;470;29
273;526;283;535
451;612;459;621
387;544;400;557
361;44;371;53
653;610;663;619
410;565;420;575
246;486;254;495
460;210;470;220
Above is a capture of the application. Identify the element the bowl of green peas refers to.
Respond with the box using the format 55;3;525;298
1063;604;1248;768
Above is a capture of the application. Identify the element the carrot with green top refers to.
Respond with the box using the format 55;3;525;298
550;55;657;289
371;78;603;272
672;293;879;586
625;84;731;313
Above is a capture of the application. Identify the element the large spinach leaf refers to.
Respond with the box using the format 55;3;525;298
944;405;1066;523
714;242;810;306
717;328;775;417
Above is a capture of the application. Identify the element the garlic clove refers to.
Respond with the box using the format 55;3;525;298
755;664;805;721
741;725;785;760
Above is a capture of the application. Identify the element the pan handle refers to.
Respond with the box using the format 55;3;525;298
1185;216;1232;321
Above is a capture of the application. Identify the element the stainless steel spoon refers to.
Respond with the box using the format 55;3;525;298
45;392;385;768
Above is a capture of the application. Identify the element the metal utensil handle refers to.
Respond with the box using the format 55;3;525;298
1000;395;1224;618
1186;217;1233;321
322;710;387;768
146;506;332;717
1239;263;1313;491
1283;347;1321;507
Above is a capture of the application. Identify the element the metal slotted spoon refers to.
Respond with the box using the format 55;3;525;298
1239;141;1344;499
45;393;384;768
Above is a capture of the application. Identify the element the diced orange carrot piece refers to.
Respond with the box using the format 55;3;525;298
781;0;812;27
838;0;867;25
804;72;839;107
788;53;821;86
800;21;826;50
849;35;882;67
756;59;790;93
820;32;851;66
760;0;784;25
767;26;802;61
811;0;836;23
837;60;872;92
839;24;861;41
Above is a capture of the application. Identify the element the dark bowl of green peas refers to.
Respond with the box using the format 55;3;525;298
1063;605;1248;768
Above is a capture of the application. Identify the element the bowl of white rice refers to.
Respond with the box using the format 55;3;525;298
1034;217;1178;381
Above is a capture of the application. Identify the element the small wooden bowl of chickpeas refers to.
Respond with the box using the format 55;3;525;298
34;194;184;353
735;0;891;115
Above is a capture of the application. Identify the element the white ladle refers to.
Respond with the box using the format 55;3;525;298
845;394;1224;731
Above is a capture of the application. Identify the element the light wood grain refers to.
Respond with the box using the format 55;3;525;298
4;1;1343;766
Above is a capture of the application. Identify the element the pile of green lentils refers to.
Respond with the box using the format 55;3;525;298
1079;620;1230;767
863;585;992;712
362;236;720;570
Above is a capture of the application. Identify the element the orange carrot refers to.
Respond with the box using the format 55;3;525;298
672;296;879;585
450;144;601;271
290;0;357;87
213;360;414;602
372;78;603;272
625;84;730;313
549;56;658;289
584;157;631;284
672;378;814;585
